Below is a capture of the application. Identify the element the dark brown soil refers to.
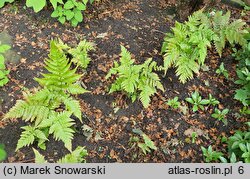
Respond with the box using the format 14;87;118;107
0;0;249;163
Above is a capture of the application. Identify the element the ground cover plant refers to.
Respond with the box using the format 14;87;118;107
0;43;10;87
0;0;249;163
0;0;96;26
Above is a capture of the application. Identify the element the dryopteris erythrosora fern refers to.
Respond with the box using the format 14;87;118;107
106;46;164;108
3;40;90;152
33;146;88;163
162;10;248;83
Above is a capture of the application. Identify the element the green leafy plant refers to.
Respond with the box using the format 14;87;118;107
49;38;94;69
106;46;164;108
227;126;250;163
167;97;180;109
33;146;88;163
191;132;197;143
0;0;95;27
0;43;10;87
206;123;250;163
234;41;250;106
130;129;157;155
68;40;95;68
216;62;229;79
161;10;248;83
51;0;90;27
185;91;209;112
0;144;7;161
212;11;247;56
201;145;224;162
3;40;90;152
0;0;14;8
204;94;220;106
161;10;213;83
211;108;229;125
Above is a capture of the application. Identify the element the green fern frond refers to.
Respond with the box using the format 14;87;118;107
175;56;199;83
57;146;88;163
120;45;134;65
33;146;88;163
48;112;75;151
4;89;58;126
61;96;82;122
162;10;247;83
35;40;87;95
33;148;47;163
212;11;230;31
16;126;36;151
213;33;226;57
107;46;163;108
16;126;47;151
139;86;156;108
69;40;95;69
212;11;247;56
225;20;247;46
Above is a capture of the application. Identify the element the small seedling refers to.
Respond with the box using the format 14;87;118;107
0;144;7;161
191;132;197;143
185;91;209;112
201;145;224;162
167;97;180;109
204;94;220;106
212;108;229;125
131;129;157;155
216;62;229;79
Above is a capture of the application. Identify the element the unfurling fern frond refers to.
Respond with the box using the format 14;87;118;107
107;46;163;108
16;126;47;151
35;40;87;95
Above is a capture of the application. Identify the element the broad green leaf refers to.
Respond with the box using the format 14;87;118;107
26;0;46;12
64;0;74;9
50;0;63;9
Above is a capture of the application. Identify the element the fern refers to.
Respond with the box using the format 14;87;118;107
58;146;88;163
4;89;58;126
35;40;87;94
162;10;213;83
161;10;248;83
38;111;75;151
33;148;47;163
69;40;95;69
16;126;47;151
33;146;88;163
4;39;90;151
106;46;163;108
61;96;82;122
212;11;248;56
